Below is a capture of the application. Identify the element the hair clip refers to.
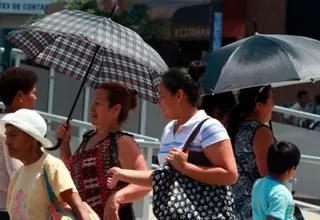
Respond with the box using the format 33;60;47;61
254;84;271;103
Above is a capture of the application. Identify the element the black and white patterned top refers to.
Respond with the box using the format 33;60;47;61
232;121;264;220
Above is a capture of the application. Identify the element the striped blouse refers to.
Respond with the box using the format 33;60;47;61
158;110;229;165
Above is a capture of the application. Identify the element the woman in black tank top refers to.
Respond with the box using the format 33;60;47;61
228;85;275;220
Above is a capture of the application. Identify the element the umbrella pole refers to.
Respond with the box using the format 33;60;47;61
110;5;117;18
47;45;101;151
253;18;259;35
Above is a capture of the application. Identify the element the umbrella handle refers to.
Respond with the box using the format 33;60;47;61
47;120;71;151
52;139;63;151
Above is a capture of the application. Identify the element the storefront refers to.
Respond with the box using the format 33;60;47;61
1;0;247;67
166;0;245;65
0;0;49;14
171;0;245;41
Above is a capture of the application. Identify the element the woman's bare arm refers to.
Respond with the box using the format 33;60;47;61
113;135;152;204
60;189;90;220
253;126;275;177
110;169;153;188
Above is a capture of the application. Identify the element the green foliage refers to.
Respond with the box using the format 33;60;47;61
113;4;164;39
29;13;45;21
29;0;163;39
64;0;106;16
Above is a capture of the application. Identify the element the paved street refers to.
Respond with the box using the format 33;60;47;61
145;202;320;220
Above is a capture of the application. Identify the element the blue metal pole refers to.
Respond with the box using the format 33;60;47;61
210;0;223;52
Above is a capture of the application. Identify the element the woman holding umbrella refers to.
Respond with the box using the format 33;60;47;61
56;82;150;220
228;85;275;220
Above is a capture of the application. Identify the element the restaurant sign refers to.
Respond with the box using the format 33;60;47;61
172;26;210;40
0;0;53;14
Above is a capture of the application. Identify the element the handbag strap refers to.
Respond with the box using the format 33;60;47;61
43;167;78;219
182;118;209;153
43;167;55;203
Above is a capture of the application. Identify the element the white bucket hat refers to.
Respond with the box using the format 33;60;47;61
0;109;52;148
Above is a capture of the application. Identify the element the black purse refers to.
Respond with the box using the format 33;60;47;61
152;119;235;220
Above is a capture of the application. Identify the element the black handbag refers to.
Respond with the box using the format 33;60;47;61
152;119;235;220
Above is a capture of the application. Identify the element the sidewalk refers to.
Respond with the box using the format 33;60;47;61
148;205;156;220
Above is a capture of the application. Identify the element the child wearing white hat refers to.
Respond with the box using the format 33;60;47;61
0;109;91;220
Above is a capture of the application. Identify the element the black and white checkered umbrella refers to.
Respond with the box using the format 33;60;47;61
6;10;168;104
6;9;168;150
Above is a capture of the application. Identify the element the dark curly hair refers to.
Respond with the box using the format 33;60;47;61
0;67;38;105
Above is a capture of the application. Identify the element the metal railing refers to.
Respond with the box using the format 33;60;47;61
274;105;320;121
294;200;320;216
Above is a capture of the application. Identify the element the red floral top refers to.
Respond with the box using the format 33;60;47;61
67;131;129;218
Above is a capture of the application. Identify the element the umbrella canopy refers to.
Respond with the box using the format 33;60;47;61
201;34;320;94
6;9;168;104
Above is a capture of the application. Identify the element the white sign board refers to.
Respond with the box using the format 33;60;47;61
0;0;53;14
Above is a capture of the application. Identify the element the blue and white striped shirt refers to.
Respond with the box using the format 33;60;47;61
158;110;230;165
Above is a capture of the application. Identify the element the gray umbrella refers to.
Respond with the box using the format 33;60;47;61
201;34;320;94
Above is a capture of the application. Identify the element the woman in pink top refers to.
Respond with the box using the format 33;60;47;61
0;67;38;220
